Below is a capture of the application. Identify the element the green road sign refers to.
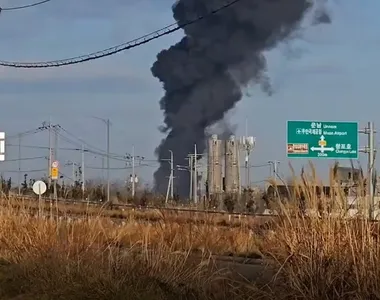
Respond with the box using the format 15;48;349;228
287;120;358;159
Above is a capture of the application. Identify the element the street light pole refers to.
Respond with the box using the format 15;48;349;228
91;116;111;203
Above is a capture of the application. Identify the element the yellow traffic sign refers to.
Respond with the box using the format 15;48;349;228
51;167;59;180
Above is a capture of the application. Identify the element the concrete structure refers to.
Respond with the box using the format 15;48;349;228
224;135;241;194
207;134;223;195
335;166;362;184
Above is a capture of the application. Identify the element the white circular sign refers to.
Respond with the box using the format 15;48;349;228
32;180;47;195
51;161;59;168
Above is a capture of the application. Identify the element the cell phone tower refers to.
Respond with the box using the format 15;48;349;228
240;118;256;189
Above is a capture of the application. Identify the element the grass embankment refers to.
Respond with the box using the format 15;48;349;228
0;200;260;299
0;166;379;299
5;196;261;227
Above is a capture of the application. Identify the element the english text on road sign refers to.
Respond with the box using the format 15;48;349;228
51;167;59;180
287;121;358;159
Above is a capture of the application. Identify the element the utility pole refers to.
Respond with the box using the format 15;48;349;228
65;161;78;186
170;150;174;199
359;121;376;220
194;144;198;204
101;156;105;193
72;163;75;186
18;134;21;195
132;145;135;198
165;150;174;203
81;144;85;200
268;160;280;180
189;155;193;201
53;125;58;161
245;119;249;188
53;126;58;201
125;147;144;198
175;160;192;201
187;147;203;204
106;119;110;203
48;119;52;189
91;116;111;202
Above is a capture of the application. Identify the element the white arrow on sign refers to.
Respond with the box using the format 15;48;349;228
320;135;325;141
311;146;334;152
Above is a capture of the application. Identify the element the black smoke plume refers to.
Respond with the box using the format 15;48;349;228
152;0;328;197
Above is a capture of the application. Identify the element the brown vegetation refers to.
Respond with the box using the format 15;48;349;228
0;165;379;299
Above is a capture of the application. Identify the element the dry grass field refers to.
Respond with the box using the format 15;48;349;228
0;167;379;299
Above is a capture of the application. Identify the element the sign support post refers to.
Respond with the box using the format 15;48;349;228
287;120;377;220
359;122;376;220
51;161;59;202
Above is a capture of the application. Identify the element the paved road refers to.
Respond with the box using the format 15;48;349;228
193;255;276;284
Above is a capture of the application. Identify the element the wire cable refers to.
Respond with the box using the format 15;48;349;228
55;131;127;161
2;168;46;173
0;0;52;11
0;0;241;68
2;156;47;162
58;125;123;158
85;163;156;170
6;143;85;151
6;126;46;139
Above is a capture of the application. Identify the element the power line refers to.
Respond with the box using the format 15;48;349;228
6;126;46;139
0;0;242;68
55;131;127;161
6;143;84;151
59;171;74;181
0;0;52;11
58;125;122;158
6;142;164;164
6;142;122;160
1;169;46;173
85;163;157;170
2;156;46;162
247;163;271;168
6;125;166;165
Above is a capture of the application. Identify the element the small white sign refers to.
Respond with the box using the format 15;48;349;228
33;180;47;195
51;160;59;168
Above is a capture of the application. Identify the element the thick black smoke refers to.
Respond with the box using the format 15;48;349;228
152;0;326;196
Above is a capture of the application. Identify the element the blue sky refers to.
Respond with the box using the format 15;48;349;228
0;0;378;189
